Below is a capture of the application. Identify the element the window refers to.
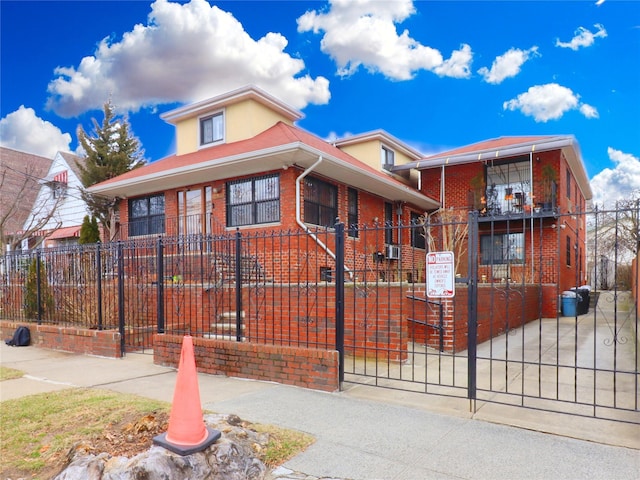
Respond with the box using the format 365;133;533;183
227;174;280;227
320;267;333;282
410;212;425;249
178;187;212;235
381;146;395;170
304;177;337;228
129;194;165;236
200;112;224;146
566;235;572;267
384;202;394;245
480;233;524;265
50;181;67;199
486;159;531;214
566;168;571;200
348;188;358;238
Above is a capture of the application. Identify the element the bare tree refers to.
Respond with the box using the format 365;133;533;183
0;160;64;250
588;190;640;289
422;207;469;275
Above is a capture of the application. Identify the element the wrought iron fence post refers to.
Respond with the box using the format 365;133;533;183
157;236;165;334
335;221;345;385
235;228;243;342
467;210;479;406
96;242;103;330
117;241;125;356
36;250;42;325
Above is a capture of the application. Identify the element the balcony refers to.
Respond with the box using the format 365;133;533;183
478;185;557;221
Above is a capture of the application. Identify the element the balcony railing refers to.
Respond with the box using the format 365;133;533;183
480;185;557;218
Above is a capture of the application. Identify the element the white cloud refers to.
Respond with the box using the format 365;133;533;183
556;24;607;51
478;46;539;84
0;106;72;158
503;83;598;122
46;0;330;117
590;148;640;208
297;0;472;80
434;44;473;79
579;103;599;119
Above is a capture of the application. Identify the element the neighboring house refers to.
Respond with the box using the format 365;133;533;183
89;85;440;278
396;136;593;315
21;150;90;249
0;147;53;251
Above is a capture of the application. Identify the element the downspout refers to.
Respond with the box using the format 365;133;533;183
296;156;354;280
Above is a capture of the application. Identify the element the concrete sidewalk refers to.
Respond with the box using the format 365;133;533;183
1;344;638;480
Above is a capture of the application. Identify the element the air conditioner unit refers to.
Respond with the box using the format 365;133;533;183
385;244;400;260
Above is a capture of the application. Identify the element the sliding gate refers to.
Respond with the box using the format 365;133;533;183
341;208;639;425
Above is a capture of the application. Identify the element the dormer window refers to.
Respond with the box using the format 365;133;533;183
200;112;224;146
381;146;395;170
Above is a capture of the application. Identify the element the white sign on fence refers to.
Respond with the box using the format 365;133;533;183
426;251;455;298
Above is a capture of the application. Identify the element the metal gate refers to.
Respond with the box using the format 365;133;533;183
341;207;639;426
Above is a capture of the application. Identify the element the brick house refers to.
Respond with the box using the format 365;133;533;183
89;85;440;282
396;136;593;317
87;86;593;353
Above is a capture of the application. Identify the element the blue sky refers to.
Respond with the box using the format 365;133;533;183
1;0;639;207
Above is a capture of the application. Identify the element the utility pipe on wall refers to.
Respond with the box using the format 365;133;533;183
295;156;354;280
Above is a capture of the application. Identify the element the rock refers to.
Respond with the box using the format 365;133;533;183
53;414;269;480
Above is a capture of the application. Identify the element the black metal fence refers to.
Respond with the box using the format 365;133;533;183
1;207;638;425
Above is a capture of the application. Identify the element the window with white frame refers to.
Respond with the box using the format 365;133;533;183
381;146;395;170
200;112;224;146
226;173;280;227
480;232;524;264
177;186;213;235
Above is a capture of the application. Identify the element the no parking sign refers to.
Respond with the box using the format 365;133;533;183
426;251;455;298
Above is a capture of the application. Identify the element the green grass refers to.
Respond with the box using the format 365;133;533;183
0;366;24;381
0;389;170;476
254;423;315;468
0;388;314;478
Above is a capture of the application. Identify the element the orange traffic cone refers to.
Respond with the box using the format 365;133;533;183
153;335;220;455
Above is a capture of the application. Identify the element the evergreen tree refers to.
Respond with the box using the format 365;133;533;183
79;215;100;244
76;100;145;239
24;257;53;319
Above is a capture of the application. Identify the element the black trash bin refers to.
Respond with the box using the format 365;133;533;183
570;287;589;315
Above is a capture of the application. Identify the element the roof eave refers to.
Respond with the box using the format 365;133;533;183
393;135;592;201
160;85;303;125
88;143;440;211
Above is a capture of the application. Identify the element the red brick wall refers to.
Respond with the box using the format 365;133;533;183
419;151;588;321
153;334;339;392
0;320;121;357
409;284;543;352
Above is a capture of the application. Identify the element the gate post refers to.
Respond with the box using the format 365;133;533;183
96;242;103;331
335;221;345;385
35;250;42;325
467;211;479;405
157;236;165;334
235;229;243;342
117;241;125;356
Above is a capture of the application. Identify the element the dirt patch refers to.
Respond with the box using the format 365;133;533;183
3;411;169;480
